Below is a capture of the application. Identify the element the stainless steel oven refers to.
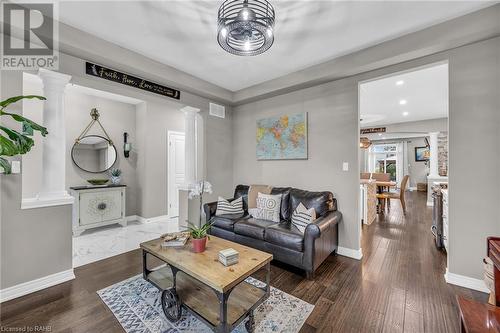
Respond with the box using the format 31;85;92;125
431;185;444;249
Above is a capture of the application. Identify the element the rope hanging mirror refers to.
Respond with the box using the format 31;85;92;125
75;108;113;145
71;108;117;173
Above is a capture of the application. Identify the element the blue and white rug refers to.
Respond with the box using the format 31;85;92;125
98;275;314;333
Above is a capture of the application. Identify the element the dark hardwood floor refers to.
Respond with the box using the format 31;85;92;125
0;191;487;332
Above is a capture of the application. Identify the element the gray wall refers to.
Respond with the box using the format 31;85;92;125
407;138;429;188
135;100;184;218
447;37;500;279
233;78;361;252
1;70;73;290
233;36;500;282
65;90;139;216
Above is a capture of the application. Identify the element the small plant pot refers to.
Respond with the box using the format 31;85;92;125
192;237;207;253
110;176;121;185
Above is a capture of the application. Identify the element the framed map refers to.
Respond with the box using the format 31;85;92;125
256;112;308;160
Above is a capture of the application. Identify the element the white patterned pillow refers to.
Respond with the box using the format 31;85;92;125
253;192;282;222
292;203;316;233
215;196;244;216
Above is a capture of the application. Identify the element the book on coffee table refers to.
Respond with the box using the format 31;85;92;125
160;231;190;248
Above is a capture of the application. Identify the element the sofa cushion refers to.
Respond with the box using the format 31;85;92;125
233;218;277;240
290;188;334;217
216;197;244;216
271;187;292;220
234;185;250;212
248;185;272;208
210;213;246;231
291;202;316;233
265;222;304;252
255;192;282;222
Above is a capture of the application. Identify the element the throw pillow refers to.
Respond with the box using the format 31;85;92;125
215;196;244;216
292;202;316;233
254;192;282;222
248;185;273;208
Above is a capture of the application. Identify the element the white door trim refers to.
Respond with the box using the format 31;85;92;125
167;130;185;219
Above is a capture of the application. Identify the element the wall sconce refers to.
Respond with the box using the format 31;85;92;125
123;132;132;158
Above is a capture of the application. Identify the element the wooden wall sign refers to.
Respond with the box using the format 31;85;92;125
360;127;386;134
85;62;180;100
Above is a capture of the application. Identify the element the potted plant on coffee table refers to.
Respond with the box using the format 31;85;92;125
188;222;213;253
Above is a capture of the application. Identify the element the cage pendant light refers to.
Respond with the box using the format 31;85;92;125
217;0;276;56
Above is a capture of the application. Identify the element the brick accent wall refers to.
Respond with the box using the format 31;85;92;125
438;132;448;176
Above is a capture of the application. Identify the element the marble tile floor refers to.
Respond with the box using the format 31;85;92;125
73;218;179;268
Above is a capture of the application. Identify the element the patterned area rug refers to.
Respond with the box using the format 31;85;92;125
98;275;314;333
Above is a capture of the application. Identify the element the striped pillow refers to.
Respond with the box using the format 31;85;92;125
215;197;244;216
292;202;316;233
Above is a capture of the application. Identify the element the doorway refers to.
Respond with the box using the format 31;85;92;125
167;131;185;218
358;61;450;263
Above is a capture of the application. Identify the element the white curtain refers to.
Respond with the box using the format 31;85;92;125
395;141;409;188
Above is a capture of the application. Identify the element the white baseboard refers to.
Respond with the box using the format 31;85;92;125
126;215;172;224
444;269;489;293
21;195;74;209
337;247;363;260
0;269;75;303
126;215;140;222
128;215;170;224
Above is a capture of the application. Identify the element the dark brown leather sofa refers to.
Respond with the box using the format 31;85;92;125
204;185;341;278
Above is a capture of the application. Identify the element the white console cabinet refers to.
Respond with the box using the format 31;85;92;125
70;185;126;236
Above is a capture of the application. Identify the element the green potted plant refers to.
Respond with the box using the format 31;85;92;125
188;222;213;253
110;168;122;185
0;95;47;174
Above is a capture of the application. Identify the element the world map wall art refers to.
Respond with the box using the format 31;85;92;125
256;112;308;160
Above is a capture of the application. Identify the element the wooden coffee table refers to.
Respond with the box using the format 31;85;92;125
140;236;273;333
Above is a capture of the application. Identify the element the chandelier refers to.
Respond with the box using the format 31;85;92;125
217;0;276;56
360;137;372;149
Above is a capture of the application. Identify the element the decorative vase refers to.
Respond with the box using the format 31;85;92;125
192;237;207;253
110;176;121;185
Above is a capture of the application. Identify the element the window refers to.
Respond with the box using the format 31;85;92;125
369;144;398;181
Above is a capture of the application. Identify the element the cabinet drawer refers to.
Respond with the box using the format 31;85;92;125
79;190;123;226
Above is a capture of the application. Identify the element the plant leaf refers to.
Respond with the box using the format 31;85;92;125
0;134;20;156
0;95;46;108
0;126;34;154
0;111;48;137
0;157;11;174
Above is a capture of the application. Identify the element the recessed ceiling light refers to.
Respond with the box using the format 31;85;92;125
378;133;382;136
396;80;404;86
403;111;409;116
399;99;407;105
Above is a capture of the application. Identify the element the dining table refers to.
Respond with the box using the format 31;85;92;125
374;181;397;189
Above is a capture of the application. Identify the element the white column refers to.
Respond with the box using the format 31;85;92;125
428;132;439;177
37;69;73;204
181;106;200;187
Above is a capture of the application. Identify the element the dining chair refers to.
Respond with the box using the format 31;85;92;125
360;172;371;179
371;173;391;182
376;175;410;214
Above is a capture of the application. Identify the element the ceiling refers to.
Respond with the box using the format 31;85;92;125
359;63;449;127
57;1;491;92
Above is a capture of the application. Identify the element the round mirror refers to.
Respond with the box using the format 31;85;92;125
71;135;117;173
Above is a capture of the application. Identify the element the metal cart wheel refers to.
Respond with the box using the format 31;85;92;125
161;288;182;322
245;311;255;332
